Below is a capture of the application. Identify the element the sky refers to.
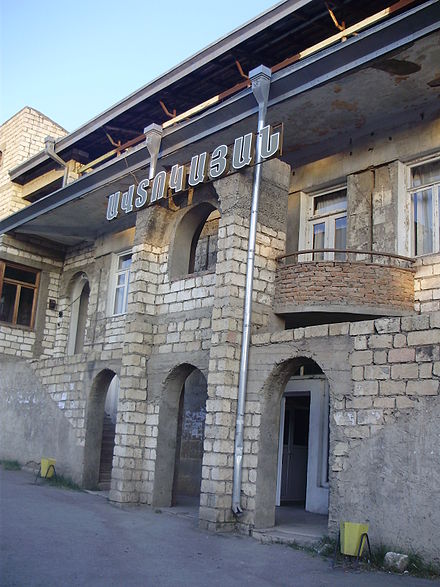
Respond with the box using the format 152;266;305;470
1;0;280;132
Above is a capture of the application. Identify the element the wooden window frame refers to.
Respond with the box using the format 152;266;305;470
0;260;40;329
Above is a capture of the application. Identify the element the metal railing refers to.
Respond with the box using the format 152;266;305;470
277;248;415;268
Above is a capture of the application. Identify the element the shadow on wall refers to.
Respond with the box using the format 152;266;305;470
0;358;83;481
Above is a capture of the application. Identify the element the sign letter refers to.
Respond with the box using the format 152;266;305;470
188;152;208;186
106;192;120;220
121;185;135;214
150;170;168;203
208;145;229;180
135;178;150;209
232;133;254;170
260;125;281;159
169;164;186;194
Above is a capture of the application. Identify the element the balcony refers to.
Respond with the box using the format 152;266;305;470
274;249;415;325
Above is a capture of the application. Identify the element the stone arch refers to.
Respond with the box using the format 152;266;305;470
168;198;220;279
83;368;118;489
66;271;90;355
254;354;331;529
152;363;208;507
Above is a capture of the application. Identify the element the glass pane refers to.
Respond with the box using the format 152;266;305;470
118;254;132;271
314;189;347;215
313;223;325;260
16;287;34;327
113;286;125;315
411;160;440;188
4;265;37;284
335;216;347;260
117;273;126;286
0;282;16;323
413;189;433;255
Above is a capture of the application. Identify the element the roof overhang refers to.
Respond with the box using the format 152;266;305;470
1;0;440;247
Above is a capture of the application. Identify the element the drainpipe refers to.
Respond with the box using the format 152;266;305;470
44;136;69;187
232;65;272;515
144;123;163;179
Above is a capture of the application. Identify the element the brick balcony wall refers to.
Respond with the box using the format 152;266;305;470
274;261;415;313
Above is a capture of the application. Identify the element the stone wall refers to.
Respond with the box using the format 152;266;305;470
0;235;63;359
415;255;440;313
0;107;66;219
214;312;440;564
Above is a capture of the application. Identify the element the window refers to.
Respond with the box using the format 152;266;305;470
410;159;440;256
0;261;40;328
112;252;132;315
307;188;347;260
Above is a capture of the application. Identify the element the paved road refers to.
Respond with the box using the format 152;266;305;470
0;469;435;586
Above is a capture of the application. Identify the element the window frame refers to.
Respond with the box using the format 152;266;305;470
0;260;40;329
301;185;347;261
110;250;132;317
408;156;440;257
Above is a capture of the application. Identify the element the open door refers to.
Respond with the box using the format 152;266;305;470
276;378;329;515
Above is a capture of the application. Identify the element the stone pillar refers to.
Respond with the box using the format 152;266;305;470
199;158;290;530
109;206;171;504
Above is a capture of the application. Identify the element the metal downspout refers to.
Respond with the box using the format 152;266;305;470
232;65;272;515
44;136;69;187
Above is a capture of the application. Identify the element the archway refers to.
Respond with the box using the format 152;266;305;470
255;357;330;531
83;369;119;489
152;364;208;508
67;272;90;355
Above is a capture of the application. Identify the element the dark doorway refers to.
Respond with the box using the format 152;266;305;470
172;369;208;505
280;394;310;505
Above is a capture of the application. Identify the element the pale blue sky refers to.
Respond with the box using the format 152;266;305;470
1;0;279;131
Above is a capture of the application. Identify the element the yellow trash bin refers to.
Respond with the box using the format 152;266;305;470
340;521;369;556
40;458;56;478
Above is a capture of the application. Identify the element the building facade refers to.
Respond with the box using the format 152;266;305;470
1;0;440;565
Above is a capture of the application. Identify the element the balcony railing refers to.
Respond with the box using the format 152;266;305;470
274;248;416;315
278;248;415;267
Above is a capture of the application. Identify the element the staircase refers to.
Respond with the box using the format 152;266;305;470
98;414;116;490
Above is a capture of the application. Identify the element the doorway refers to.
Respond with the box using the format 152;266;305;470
276;378;329;515
172;369;208;506
280;394;310;504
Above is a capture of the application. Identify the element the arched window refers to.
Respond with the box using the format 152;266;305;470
169;203;220;279
189;209;220;274
67;273;90;355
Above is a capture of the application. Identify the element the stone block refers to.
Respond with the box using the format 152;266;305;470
364;365;390;380
379;380;405;396
368;334;393;349
388;348;415;363
374;317;401;333
357;409;383;425
350;350;373;366
349;321;375;335
406;380;438;396
391;363;419;380
353;381;378;396
333;411;356;426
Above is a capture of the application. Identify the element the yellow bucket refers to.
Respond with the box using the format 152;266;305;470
340;521;369;556
41;458;56;478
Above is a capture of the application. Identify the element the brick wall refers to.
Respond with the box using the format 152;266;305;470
274;261;415;313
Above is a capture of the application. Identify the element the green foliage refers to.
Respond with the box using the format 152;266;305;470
1;459;21;470
45;474;81;491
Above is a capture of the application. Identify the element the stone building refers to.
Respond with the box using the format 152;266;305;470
1;0;440;565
